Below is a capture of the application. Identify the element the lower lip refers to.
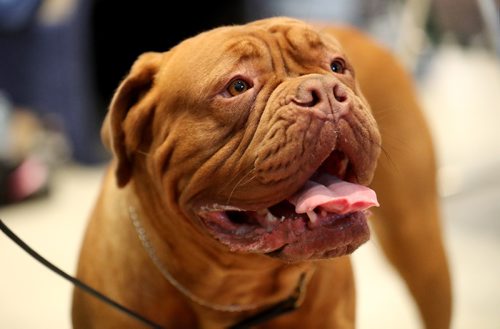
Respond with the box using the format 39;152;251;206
198;209;370;261
267;211;370;261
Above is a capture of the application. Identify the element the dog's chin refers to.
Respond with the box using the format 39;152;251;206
196;150;374;263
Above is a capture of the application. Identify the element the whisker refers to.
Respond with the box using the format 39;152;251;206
363;134;398;172
135;150;151;157
221;168;247;192
241;171;258;187
371;106;398;124
379;145;397;171
377;130;413;175
225;168;256;206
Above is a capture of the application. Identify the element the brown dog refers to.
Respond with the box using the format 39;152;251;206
72;17;451;328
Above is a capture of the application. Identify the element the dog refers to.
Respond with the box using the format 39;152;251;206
72;17;452;328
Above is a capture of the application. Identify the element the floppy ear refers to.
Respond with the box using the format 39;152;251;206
101;52;163;187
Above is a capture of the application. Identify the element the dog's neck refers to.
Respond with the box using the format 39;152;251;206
124;178;315;316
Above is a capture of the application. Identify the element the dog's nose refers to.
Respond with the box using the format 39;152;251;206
293;78;350;119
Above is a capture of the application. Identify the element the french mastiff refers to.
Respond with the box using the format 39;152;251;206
72;17;451;328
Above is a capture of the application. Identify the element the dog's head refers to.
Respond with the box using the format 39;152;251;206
102;17;381;262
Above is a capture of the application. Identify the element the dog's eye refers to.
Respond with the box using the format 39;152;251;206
227;79;250;96
330;59;346;74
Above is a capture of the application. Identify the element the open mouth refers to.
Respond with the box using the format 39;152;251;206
197;150;378;262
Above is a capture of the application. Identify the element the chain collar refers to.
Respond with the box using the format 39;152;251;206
128;205;310;313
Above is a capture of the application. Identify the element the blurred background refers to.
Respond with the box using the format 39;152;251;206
0;0;499;328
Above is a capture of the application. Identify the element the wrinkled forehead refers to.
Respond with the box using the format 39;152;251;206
158;18;343;95
244;17;342;50
169;18;341;68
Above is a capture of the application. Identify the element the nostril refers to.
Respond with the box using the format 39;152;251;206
309;89;321;107
294;87;321;108
333;85;347;103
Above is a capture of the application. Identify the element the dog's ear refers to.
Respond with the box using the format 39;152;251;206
101;52;163;187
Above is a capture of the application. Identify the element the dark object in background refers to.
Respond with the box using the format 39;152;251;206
0;0;41;33
91;1;246;116
0;0;100;164
428;0;500;50
0;157;50;206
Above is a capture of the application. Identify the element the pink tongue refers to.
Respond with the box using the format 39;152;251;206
288;174;379;215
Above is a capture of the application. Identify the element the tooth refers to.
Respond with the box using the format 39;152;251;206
307;211;318;224
266;211;277;222
321;210;327;217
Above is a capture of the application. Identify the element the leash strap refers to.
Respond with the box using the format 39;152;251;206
0;219;163;329
1;218;305;328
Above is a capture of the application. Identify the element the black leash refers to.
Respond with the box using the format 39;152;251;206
0;219;162;328
0;219;304;329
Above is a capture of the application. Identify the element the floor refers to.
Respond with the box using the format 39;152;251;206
1;46;499;328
